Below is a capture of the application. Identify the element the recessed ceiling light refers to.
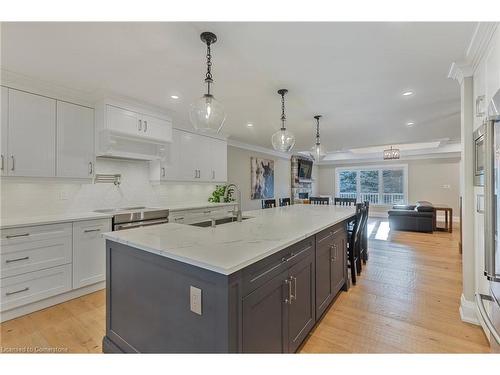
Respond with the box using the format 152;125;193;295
247;122;254;127
170;95;179;99
406;122;415;127
402;91;414;96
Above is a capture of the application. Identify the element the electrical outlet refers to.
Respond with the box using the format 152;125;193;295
441;184;451;189
190;286;202;315
59;191;69;200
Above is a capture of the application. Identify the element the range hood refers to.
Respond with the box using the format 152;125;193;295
96;129;170;161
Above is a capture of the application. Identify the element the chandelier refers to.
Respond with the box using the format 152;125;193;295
383;146;400;160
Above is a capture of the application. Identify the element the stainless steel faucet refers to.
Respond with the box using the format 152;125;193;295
224;183;242;222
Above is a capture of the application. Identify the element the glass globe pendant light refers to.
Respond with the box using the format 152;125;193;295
311;115;326;161
271;89;295;152
189;32;226;134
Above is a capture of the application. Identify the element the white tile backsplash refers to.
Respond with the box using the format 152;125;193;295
1;159;217;218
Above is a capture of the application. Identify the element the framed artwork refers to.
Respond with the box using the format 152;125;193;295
250;157;274;199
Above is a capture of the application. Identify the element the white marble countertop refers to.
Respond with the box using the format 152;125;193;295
103;205;356;275
0;202;237;229
0;211;114;229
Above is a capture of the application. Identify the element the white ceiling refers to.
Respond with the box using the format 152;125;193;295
1;22;475;152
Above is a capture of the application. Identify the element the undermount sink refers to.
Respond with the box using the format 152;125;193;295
189;216;252;228
94;206;147;213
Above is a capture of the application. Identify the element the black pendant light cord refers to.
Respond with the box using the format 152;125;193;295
205;42;213;96
278;89;288;131
314;115;322;145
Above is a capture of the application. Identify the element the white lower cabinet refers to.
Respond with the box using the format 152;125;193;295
1;264;72;312
0;218;111;321
72;219;111;289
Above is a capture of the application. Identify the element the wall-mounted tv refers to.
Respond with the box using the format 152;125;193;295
298;159;313;180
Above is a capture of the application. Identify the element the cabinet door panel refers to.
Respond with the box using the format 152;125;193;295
242;269;289;353
210;137;227;182
178;131;199;181
8;89;56;177
141;114;172;142
288;253;315;353
332;233;347;296
73;219;111;289
57;101;94;178
315;233;334;319
162;128;181;180
1;87;7;176
106;105;139;136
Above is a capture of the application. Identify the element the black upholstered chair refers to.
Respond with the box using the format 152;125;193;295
279;198;291;207
261;199;277;209
309;197;329;205
334;197;357;206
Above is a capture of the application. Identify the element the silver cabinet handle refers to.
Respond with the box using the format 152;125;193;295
88;161;93;175
1;154;3;171
284;278;292;304
144;120;148;132
197;170;201;178
194;170;197;179
138;119;142;131
212;170;215;179
476;293;500;345
161;167;166;178
10;155;14;171
174;217;184;221
291;276;297;301
5;233;29;239
84;228;101;233
6;256;29;263
6;287;29;296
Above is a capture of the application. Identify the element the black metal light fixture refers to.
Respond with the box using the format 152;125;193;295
311;115;325;161
189;32;226;133
271;89;295;152
383;146;401;160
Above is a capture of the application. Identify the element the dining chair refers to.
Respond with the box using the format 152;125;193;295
334;197;357;206
261;199;277;209
347;203;363;285
309;197;330;205
279;197;291;207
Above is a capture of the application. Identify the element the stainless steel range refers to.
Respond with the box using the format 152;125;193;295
94;206;169;231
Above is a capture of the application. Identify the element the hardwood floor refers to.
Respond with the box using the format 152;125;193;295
0;220;490;353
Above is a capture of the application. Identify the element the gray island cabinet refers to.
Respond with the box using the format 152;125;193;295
102;206;353;353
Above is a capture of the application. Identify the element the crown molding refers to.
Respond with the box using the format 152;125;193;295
227;139;291;160
466;22;499;72
449;22;499;85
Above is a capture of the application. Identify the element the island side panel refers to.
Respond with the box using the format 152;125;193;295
103;240;238;353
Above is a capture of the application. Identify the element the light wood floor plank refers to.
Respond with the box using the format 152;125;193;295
0;220;490;353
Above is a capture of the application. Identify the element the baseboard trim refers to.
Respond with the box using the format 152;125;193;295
460;293;479;325
0;281;105;323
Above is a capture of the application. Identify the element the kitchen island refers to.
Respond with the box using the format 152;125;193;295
102;204;356;353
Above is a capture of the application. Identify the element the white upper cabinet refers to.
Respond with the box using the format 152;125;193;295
1;87;8;176
57;101;95;178
7;89;56;177
141;114;172;142
106;105;140;137
151;128;227;183
209;137;227;182
485;30;500;103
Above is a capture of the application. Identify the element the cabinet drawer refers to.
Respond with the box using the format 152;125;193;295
1;264;72;311
0;223;72;278
1;222;72;248
241;237;314;296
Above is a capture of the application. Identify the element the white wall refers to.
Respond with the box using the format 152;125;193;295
226;146;293;211
1;158;217;219
318;157;461;215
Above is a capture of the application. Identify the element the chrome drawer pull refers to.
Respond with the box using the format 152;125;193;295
6;256;30;263
291;276;297;301
5;233;30;239
174;217;184;221
284;279;292;304
6;287;29;296
84;228;101;233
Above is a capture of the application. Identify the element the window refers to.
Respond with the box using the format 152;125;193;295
336;165;407;205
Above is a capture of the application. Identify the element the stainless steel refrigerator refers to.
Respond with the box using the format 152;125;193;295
479;88;500;353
